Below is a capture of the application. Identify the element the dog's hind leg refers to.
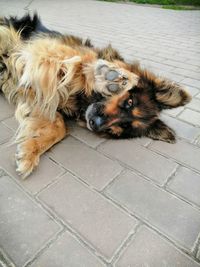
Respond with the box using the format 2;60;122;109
15;111;68;178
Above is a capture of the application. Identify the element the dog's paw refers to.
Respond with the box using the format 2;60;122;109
94;59;138;96
15;140;39;179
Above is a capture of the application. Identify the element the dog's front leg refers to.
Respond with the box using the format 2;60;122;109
15;112;68;178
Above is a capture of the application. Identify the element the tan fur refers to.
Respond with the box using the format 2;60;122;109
0;22;191;178
0;23;139;178
15;112;67;178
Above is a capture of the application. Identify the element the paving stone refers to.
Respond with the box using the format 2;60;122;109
179;109;200;126
182;78;200;89
38;172;138;260
161;114;200;142
0;144;65;195
0;96;14;121
2;0;200;265
173;68;200;81
30;231;105;267
49;136;123;191
68;121;105;148
115;226;200;267
165;59;200;72
187;98;200;112
150;139;200;172
0;174;61;267
2;117;18;132
0;122;13;144
163;107;184;117
98;140;177;185
164;72;185;83
106;171;200;250
142;60;175;72
167;167;200;207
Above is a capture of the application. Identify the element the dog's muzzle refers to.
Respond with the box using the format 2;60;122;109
85;103;105;132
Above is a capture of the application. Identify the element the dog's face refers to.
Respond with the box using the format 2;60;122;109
85;87;159;138
81;65;191;143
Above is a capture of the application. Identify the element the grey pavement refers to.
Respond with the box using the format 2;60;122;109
0;0;200;266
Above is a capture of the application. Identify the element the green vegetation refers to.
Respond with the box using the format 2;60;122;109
99;0;200;10
163;4;200;9
129;0;200;5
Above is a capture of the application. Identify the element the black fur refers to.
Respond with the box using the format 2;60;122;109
4;13;59;39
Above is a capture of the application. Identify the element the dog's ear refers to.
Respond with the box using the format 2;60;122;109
146;119;176;143
154;78;191;110
97;44;124;62
130;63;191;110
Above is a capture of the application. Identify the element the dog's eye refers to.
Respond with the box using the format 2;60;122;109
127;99;133;106
124;98;133;109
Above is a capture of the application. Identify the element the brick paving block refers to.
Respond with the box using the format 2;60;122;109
38;173;138;260
187;59;200;67
0;96;14;121
161;114;200;142
182;78;200;89
105;171;200;250
142;60;175;72
179;109;200;127
98;140;177;185
0;145;65;195
0;122;13;144
30;231;105;267
0;174;61;267
133;137;152;146
150;139;200;172
48;136;123;191
187;98;200;112
2;117;18;132
69;121;105;148
164;72;185;83
165;59;200;72
167;167;200;207
163;107;184;117
115;226;200;267
173;68;200;80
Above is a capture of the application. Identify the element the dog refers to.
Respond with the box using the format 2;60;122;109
0;14;191;178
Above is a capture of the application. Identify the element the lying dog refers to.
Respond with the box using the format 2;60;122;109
0;14;191;178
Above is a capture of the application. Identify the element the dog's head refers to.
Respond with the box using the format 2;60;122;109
81;64;191;143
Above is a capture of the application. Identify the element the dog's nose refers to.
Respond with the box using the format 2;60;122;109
89;116;104;131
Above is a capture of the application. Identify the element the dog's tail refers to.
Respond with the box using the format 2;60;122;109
3;13;59;39
3;13;39;39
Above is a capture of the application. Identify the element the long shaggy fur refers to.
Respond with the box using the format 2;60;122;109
0;14;191;178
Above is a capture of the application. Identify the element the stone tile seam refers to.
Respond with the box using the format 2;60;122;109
102;190;200;264
23;228;65;267
192;231;200;258
0;169;64;229
163;164;180;188
110;223;142;266
0;247;15;267
48;153;123;193
147;143;200;174
102;165;200;213
34;192;114;265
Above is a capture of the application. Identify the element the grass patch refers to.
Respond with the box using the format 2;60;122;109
162;4;200;9
129;0;200;5
99;0;200;10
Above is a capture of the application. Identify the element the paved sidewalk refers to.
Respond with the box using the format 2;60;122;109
0;0;200;266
